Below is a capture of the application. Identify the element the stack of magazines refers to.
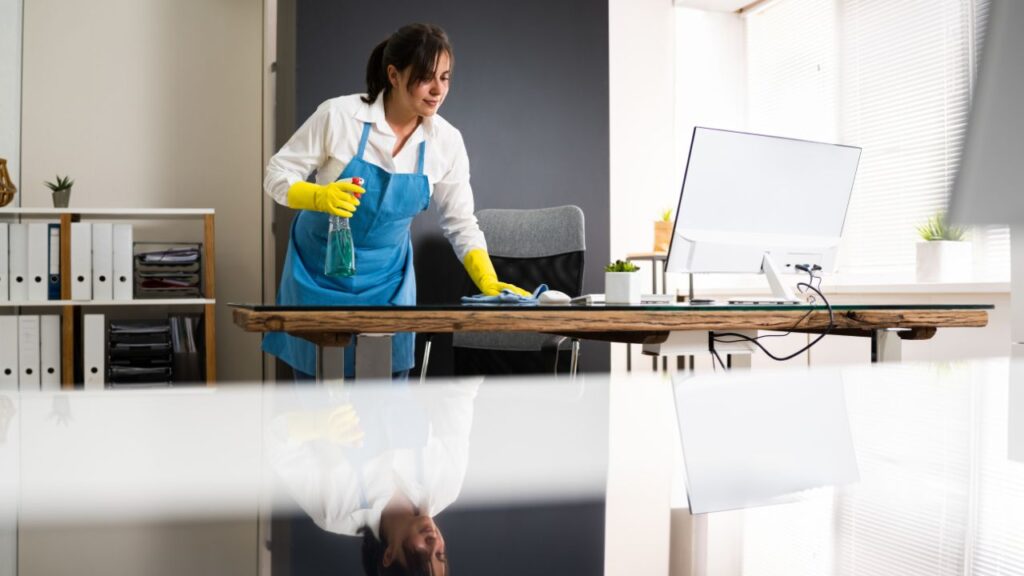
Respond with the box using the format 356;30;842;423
108;320;173;387
134;243;202;299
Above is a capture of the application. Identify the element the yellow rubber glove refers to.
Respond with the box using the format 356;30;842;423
463;248;531;297
286;179;366;218
286;404;365;446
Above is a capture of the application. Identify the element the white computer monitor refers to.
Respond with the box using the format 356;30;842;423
666;127;861;302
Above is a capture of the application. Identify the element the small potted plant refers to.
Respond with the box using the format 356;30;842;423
915;212;971;283
654;208;673;252
44;174;74;208
605;259;642;304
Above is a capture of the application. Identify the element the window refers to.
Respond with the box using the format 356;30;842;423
742;0;1006;280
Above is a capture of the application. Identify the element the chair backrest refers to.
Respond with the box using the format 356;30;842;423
466;205;586;297
454;205;585;352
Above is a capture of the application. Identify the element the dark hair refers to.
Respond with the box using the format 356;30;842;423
362;23;453;105
359;526;444;576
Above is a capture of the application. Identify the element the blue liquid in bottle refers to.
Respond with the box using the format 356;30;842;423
325;215;355;277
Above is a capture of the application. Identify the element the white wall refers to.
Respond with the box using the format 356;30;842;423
607;1;677;574
0;0;20;195
0;1;21;572
17;0;263;573
20;0;264;384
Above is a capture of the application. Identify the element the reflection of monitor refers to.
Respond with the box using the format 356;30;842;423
666;127;861;301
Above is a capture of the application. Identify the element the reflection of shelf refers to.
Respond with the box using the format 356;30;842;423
0;208;214;218
1;299;215;307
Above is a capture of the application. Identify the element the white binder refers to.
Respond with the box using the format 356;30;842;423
17;315;41;390
40;314;62;391
70;222;92;301
27;223;50;301
91;222;114;301
0;316;17;390
113;223;134;300
0;222;8;302
8;223;28;301
83;313;106;390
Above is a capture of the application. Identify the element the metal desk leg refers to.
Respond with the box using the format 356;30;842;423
315;345;323;383
872;329;903;363
356;334;392;380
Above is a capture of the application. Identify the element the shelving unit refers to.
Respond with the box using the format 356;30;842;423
0;208;216;389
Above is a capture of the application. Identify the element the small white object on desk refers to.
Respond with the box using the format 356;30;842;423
538;290;571;305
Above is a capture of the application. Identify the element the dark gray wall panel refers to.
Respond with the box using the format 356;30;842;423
287;0;610;373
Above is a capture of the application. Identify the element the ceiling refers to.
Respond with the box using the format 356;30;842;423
674;0;759;12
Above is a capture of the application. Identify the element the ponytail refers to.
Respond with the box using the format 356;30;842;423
362;39;389;105
360;24;453;106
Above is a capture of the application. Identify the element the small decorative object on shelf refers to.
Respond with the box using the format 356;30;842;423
44;174;74;208
0;158;16;207
915;212;972;283
604;259;642;304
654;208;673;252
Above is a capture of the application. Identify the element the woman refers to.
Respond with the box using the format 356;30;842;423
263;23;528;379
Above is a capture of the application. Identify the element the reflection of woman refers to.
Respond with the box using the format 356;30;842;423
262;23;528;380
269;382;477;575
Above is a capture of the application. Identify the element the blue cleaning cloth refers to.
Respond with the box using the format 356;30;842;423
461;284;548;305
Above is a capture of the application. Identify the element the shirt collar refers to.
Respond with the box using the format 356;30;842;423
356;92;435;138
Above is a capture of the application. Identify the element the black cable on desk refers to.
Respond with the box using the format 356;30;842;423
712;273;834;363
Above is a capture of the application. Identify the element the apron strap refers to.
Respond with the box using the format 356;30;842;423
415;141;426;175
356;122;372;160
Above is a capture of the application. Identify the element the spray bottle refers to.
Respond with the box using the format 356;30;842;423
325;176;364;277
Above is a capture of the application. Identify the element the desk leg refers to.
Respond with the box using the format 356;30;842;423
356;334;392;380
871;329;903;363
315;345;323;383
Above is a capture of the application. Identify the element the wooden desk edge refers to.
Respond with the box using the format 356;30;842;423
232;308;987;345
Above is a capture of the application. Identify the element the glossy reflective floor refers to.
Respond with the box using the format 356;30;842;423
1;359;1023;575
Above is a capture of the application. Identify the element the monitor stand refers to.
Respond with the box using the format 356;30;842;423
726;253;801;305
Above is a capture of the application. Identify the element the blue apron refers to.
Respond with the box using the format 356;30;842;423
263;122;431;377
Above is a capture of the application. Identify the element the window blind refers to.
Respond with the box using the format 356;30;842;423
746;0;838;143
742;0;1005;280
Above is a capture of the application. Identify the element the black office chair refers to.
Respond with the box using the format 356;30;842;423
420;205;586;380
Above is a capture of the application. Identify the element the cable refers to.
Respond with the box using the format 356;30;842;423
711;348;727;371
713;279;834;362
714;266;821;344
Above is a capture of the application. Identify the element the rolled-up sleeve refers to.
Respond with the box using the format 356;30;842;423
432;130;487;261
264;105;335;206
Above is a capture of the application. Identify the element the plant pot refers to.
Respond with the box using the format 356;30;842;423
605;271;642;304
653;221;672;252
916;240;972;283
51;188;71;208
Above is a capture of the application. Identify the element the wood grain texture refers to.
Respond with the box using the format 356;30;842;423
60;214;74;389
231;307;988;341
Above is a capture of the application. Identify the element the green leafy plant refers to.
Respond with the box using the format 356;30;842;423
44;174;74;192
605;259;639;273
916;213;966;242
660;208;673;222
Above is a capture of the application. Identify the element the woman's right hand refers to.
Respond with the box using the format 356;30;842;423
286;179;366;218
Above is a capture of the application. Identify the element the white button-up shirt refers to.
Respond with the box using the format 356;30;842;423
264;94;487;260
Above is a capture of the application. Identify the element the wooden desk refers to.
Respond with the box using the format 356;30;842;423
232;303;991;379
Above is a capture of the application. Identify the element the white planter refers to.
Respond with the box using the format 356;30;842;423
915;241;972;283
605;271;643;304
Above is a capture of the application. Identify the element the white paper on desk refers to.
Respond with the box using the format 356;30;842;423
673;368;859;514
